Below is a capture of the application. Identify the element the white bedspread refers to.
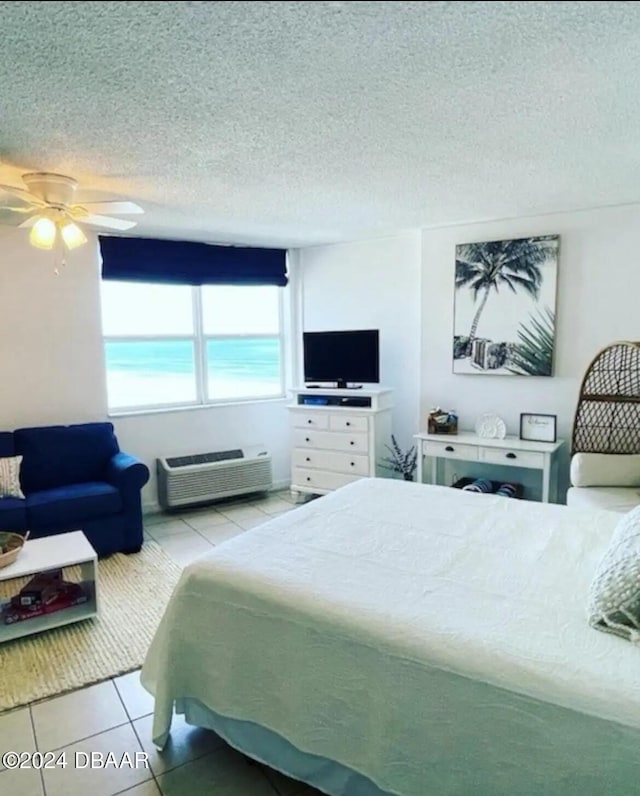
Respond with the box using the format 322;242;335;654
142;479;640;795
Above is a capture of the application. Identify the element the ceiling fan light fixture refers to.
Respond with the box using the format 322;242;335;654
0;172;145;258
29;216;57;250
60;220;87;250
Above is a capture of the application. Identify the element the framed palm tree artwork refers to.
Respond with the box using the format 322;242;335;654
453;235;559;376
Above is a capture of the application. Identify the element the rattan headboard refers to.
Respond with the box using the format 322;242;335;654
571;341;640;455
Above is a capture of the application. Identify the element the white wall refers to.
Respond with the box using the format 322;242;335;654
6;202;638;508
298;232;422;453
0;230;293;510
112;400;290;510
0;231;108;427
421;204;640;497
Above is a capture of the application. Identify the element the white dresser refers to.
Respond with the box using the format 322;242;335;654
289;387;393;496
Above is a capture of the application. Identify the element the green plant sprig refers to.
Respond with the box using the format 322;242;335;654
380;434;417;478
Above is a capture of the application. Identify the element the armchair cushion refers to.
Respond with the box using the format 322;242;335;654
570;452;640;487
0;497;28;531
15;423;120;493
26;482;122;530
567;485;640;513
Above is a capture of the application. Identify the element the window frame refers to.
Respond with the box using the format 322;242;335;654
102;283;286;414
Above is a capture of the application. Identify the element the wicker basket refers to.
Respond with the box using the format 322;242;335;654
0;532;27;569
427;410;458;435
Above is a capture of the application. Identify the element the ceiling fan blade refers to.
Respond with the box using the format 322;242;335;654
0;209;29;226
0;184;46;206
1;205;35;214
81;214;138;231
18;215;39;228
73;201;144;215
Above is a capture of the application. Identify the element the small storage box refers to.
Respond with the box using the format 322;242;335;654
452;477;523;498
427;411;458;435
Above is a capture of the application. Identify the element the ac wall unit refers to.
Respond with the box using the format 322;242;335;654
157;445;272;509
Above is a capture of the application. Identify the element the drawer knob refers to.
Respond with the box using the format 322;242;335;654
350;441;355;446
506;452;517;459
346;421;351;427
305;457;310;462
305;437;310;442
350;461;355;467
445;445;454;452
306;476;311;482
307;419;312;424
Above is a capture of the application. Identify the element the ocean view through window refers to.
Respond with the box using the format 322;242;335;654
101;282;284;411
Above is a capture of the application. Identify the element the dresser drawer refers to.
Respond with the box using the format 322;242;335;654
479;447;544;469
292;467;362;492
422;440;479;461
291;411;329;430
328;414;369;433
293;448;370;476
293;429;369;454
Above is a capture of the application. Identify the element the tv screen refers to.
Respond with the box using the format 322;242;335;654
303;329;379;387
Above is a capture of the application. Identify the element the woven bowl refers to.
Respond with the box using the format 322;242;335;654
0;532;26;569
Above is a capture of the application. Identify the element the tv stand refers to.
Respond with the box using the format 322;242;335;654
288;387;393;497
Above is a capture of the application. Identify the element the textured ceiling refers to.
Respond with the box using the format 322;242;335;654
2;1;640;247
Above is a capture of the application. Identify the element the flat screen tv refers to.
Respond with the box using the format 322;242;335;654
303;329;379;388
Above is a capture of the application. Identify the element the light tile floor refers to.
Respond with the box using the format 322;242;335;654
0;490;322;796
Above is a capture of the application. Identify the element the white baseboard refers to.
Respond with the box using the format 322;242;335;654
142;500;161;516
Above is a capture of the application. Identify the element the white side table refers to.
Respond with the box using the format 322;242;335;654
0;531;98;643
414;432;564;503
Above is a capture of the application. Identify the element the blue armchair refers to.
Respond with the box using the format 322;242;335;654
0;422;150;557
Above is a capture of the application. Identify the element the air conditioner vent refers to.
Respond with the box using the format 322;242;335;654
165;449;244;468
157;445;272;508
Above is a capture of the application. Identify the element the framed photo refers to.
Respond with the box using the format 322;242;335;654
519;413;557;443
453;235;559;376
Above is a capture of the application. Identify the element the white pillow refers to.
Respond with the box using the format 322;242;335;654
0;455;25;499
588;504;640;643
570;453;640;487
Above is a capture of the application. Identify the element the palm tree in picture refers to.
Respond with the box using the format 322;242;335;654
455;236;555;357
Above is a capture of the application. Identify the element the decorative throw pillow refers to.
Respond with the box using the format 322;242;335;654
0;455;25;499
588;505;640;642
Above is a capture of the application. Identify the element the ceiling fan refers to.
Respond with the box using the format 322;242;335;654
0;172;143;251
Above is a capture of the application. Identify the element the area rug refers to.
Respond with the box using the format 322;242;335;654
0;540;182;712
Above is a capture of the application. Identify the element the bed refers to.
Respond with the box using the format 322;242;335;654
141;478;640;795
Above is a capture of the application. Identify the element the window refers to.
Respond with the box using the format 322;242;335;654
101;282;284;411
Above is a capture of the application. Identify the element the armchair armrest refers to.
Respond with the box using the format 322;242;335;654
106;451;150;492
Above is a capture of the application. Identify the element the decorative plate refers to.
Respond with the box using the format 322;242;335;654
475;413;507;439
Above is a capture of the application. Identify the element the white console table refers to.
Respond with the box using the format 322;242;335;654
414;431;564;503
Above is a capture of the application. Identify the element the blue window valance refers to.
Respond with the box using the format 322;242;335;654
99;235;288;286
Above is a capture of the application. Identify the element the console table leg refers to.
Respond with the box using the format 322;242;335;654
542;458;551;503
